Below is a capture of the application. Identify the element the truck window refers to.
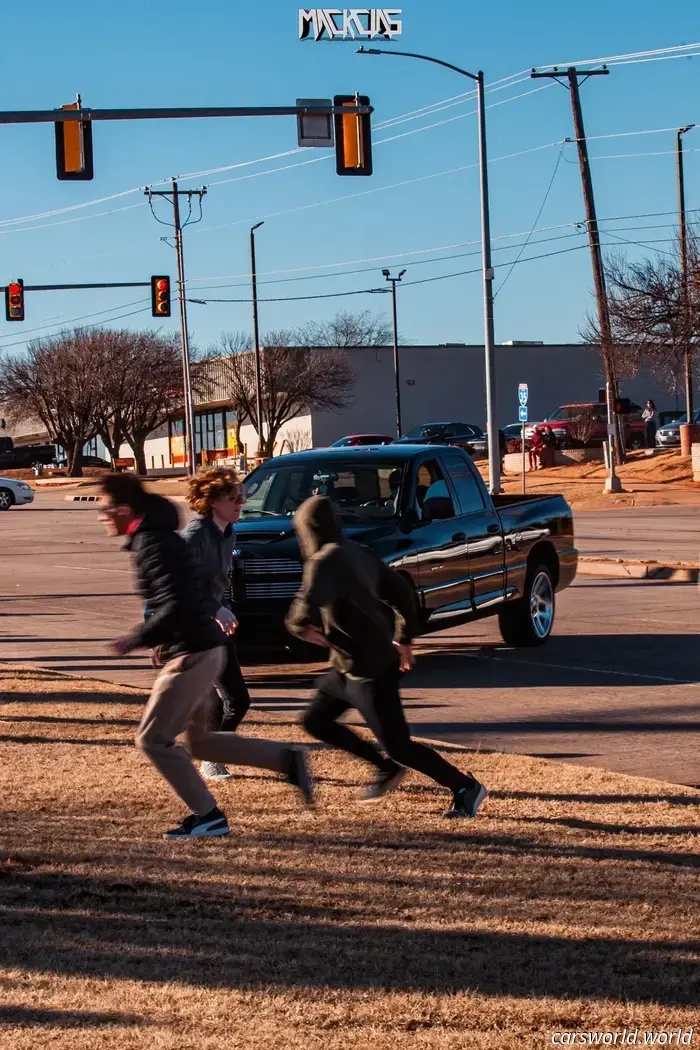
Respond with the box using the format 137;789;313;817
415;460;455;522
441;453;485;515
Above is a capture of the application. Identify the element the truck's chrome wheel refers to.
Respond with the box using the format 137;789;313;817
530;571;554;638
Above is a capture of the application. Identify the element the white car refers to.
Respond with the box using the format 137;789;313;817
0;477;34;510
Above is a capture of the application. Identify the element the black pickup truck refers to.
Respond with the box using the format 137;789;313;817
0;437;56;469
231;445;577;649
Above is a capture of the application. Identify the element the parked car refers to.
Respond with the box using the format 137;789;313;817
230;445;577;652
331;434;394;447
0;436;57;469
525;402;646;450
0;475;34;510
80;455;112;468
394;421;489;459
502;423;525;442
656;408;700;447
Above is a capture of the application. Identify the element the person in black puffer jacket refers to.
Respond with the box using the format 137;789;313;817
99;473;313;840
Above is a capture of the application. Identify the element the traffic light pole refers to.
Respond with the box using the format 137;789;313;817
532;66;622;492
146;182;206;476
677;125;696;423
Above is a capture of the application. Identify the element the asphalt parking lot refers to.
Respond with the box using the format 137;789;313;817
1;492;699;787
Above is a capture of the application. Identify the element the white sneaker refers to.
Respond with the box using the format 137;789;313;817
200;761;233;781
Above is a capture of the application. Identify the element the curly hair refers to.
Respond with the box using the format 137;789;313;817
187;465;241;515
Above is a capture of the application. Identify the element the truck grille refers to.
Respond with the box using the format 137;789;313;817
244;581;302;600
236;557;302;601
243;559;301;576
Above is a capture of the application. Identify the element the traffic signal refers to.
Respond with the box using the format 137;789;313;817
5;279;24;322
334;94;372;176
614;397;632;415
151;276;171;317
55;101;94;181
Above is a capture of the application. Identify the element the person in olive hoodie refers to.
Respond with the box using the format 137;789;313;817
100;473;313;840
286;495;487;818
181;466;250;782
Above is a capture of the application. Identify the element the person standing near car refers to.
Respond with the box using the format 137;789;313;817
642;399;658;449
99;473;313;840
181;466;251;781
286;495;488;819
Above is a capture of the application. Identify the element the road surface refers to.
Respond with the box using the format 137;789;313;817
1;493;699;787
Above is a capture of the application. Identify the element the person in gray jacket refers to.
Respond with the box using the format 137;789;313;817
181;466;251;781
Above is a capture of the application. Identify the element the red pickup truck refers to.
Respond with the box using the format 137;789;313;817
525;402;646;450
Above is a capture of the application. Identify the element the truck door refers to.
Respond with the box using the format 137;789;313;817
410;457;472;614
439;451;506;610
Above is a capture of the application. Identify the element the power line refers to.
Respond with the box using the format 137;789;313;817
495;146;564;297
0;304;153;350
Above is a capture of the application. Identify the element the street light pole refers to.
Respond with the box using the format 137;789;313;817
677;124;696;422
358;46;501;493
384;268;406;438
250;221;265;460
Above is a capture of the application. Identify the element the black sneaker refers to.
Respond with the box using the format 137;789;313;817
284;747;315;806
163;807;231;839
362;762;407;802
443;777;488;819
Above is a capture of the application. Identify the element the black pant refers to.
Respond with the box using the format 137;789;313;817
302;663;469;792
209;637;251;732
644;421;657;448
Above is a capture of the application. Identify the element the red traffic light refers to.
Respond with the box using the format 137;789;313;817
5;278;25;322
150;275;171;317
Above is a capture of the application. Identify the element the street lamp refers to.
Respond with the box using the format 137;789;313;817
358;45;501;493
250;221;265;459
383;268;406;438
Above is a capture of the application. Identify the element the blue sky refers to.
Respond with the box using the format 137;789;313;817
0;0;698;356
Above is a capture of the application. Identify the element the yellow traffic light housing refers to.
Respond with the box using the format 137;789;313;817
55;100;94;181
5;279;25;322
334;94;372;176
151;276;171;317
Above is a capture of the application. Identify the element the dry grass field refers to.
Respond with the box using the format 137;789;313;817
1;665;699;1049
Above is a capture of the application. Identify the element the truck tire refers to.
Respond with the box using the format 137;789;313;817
498;563;555;647
0;488;14;510
627;433;644;451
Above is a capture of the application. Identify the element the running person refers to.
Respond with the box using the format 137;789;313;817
99;473;313;839
286;495;487;818
181;466;250;781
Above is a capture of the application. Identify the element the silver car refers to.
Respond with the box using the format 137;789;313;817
0;476;35;510
656;409;700;447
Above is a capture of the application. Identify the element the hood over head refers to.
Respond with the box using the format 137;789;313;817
293;495;343;559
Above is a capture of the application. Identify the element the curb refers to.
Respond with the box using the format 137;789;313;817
64;494;99;503
578;558;698;582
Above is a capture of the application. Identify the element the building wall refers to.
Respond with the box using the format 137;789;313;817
309;344;686;446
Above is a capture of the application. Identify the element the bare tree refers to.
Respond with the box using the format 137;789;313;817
213;332;355;457
0;329;101;476
119;332;183;475
581;233;700;394
294;309;394;347
281;426;313;453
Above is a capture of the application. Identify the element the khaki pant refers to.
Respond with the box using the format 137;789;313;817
137;647;291;814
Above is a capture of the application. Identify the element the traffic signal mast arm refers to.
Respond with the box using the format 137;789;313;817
1;102;373;125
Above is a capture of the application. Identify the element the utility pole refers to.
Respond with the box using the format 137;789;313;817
145;181;206;476
678;125;696;422
383;268;406;438
250;222;265;459
532;66;621;491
